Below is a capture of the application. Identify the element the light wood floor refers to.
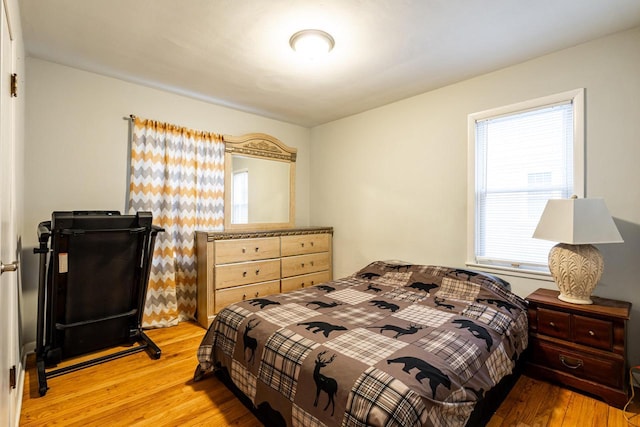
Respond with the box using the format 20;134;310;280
20;321;640;426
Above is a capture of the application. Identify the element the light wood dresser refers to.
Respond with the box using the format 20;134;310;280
195;227;333;327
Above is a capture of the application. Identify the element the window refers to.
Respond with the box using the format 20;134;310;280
467;89;585;273
232;170;248;224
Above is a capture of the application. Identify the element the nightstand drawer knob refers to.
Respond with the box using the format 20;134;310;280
549;321;556;328
588;330;595;336
559;355;583;370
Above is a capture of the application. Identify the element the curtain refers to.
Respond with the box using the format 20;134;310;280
128;116;224;327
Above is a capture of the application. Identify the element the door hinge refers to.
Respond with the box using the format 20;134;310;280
10;73;17;97
9;365;16;389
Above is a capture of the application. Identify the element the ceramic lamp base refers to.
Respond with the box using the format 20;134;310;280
548;243;603;305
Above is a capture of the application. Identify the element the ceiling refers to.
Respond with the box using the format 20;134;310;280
20;0;640;127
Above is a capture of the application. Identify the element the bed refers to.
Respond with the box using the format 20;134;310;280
195;261;528;426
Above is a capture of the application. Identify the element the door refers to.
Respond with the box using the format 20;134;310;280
0;0;19;424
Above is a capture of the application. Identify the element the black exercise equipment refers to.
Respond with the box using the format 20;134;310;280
34;211;163;396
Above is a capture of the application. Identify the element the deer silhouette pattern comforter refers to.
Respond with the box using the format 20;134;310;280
196;261;528;427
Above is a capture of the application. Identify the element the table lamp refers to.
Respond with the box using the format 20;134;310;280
532;195;623;304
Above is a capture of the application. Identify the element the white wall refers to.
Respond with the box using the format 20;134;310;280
310;27;640;364
22;58;311;344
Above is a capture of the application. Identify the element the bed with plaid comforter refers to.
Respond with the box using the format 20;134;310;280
196;261;528;427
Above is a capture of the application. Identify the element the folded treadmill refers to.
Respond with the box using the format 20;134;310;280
34;211;164;396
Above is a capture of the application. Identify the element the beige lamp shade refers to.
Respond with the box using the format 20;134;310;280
533;197;623;244
533;196;623;304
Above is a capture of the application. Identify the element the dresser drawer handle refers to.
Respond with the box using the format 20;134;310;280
242;294;247;300
301;283;305;288
255;292;259;298
588;330;595;336
549;321;556;328
559;355;583;370
242;271;247;277
255;247;259;252
255;269;260;275
301;263;305;268
242;247;246;253
311;281;315;285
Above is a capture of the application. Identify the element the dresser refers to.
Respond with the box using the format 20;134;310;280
525;288;631;408
195;227;333;328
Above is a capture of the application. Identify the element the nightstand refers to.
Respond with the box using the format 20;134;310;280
526;288;631;408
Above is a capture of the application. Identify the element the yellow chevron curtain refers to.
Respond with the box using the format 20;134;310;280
128;116;224;327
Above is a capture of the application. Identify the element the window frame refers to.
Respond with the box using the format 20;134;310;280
466;88;585;278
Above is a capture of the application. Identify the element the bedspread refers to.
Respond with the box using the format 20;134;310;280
197;261;528;427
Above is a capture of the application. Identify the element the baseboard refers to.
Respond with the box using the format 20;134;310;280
14;352;26;427
22;341;36;356
16;341;36;426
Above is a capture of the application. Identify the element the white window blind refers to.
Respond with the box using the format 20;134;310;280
469;89;584;272
232;170;248;224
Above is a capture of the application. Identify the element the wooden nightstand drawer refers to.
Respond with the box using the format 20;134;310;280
574;315;612;350
530;339;623;389
537;308;571;340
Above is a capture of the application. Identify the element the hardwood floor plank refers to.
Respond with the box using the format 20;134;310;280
485;414;504;427
589;398;610;427
493;375;530;419
609;403;640;427
19;321;639;426
23;343;197;416
529;377;560;427
500;375;549;426
546;384;572;426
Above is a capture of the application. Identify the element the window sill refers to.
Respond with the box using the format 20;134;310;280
465;262;554;283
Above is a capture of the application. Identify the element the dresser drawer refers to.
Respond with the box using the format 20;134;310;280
214;237;280;264
215;259;281;289
573;315;612;350
537;308;571;340
281;233;330;256
281;253;330;277
215;280;280;312
281;271;331;293
530;339;623;389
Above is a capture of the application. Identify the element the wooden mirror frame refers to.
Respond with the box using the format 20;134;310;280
223;133;296;231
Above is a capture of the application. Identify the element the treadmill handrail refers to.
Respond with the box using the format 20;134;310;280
60;226;149;235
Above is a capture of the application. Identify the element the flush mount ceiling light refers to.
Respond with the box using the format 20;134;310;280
289;29;335;59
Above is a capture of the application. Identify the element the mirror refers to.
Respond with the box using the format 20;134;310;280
223;133;296;230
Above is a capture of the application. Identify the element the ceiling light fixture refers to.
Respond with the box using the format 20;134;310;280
289;29;335;59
